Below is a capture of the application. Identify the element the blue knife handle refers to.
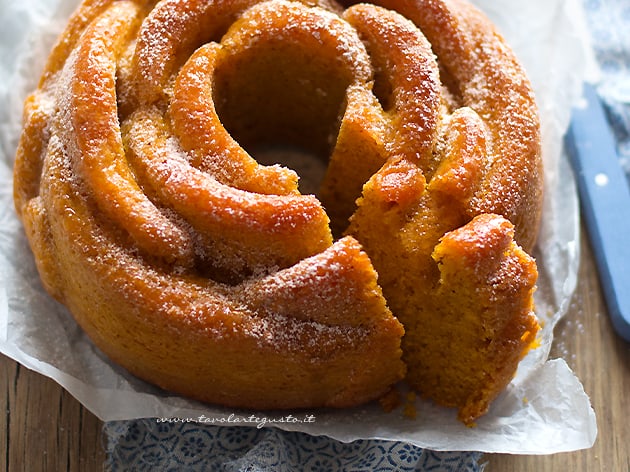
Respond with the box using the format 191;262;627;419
566;83;630;342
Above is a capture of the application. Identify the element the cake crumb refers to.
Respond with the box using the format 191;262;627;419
378;388;401;413
403;391;417;419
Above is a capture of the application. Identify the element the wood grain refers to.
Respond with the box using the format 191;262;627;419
1;227;628;470
0;356;105;471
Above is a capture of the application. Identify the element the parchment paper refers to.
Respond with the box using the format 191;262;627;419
0;0;598;454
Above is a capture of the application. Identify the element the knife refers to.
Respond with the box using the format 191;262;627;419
565;83;630;342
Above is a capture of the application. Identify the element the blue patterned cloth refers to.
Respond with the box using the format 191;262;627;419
104;420;483;471
102;1;630;470
582;0;630;180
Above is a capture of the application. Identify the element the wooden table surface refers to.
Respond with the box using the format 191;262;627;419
1;225;629;471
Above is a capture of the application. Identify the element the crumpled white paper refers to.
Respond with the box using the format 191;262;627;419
0;0;598;454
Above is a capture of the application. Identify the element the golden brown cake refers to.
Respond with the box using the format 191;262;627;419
13;0;541;424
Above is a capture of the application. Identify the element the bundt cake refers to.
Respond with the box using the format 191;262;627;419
13;0;541;425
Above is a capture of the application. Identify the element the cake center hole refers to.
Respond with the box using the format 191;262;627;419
253;146;328;195
212;40;356;194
